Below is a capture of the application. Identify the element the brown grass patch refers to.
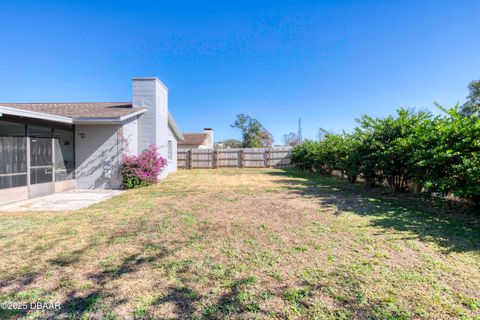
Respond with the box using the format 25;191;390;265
0;169;479;319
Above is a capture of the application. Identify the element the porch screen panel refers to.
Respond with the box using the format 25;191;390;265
29;125;54;185
30;137;53;185
0;121;27;189
54;129;75;181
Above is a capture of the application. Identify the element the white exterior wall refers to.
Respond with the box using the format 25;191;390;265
122;116;138;155
72;77;179;190
166;125;178;173
133;77;175;177
75;124;122;189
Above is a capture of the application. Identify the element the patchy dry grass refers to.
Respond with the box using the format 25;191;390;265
0;168;479;319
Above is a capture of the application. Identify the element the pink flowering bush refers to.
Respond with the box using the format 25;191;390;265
120;144;168;189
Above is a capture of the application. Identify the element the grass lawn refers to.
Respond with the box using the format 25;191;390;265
0;169;479;319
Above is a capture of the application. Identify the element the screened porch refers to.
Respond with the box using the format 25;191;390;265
0;116;75;205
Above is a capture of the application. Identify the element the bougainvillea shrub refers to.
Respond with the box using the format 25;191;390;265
121;144;168;189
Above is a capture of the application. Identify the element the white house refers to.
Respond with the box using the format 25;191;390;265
0;77;184;206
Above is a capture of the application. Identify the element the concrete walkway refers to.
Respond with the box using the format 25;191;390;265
0;189;123;212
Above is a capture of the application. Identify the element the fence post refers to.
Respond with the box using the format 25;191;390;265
188;149;193;169
239;149;244;168
266;148;271;168
212;149;218;169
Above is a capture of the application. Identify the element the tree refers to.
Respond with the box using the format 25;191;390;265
259;129;274;147
460;79;480;117
282;132;301;146
217;139;242;149
231;114;273;147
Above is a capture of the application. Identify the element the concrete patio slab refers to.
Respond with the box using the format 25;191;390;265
0;189;123;212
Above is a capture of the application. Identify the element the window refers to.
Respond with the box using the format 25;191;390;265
168;140;173;160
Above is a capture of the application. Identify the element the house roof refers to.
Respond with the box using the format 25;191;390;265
178;133;208;146
0;102;184;141
0;102;143;119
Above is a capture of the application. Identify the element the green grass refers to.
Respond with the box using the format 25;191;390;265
0;168;479;319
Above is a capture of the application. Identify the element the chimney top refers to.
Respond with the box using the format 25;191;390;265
204;128;213;131
132;77;168;91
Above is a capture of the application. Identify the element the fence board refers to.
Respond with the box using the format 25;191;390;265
177;150;189;169
178;147;292;169
191;149;214;168
217;148;242;167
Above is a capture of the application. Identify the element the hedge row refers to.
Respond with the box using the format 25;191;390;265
291;106;480;206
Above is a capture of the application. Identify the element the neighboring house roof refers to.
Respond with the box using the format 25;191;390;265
178;133;208;146
0;103;184;141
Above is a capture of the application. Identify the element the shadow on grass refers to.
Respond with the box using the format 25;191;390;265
0;238;184;320
152;276;273;319
48;248;86;267
51;242;181;319
154;283;200;318
267;169;480;253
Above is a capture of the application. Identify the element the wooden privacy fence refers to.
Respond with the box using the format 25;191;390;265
178;147;293;169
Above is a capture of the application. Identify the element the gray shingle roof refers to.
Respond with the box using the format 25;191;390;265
0;102;144;118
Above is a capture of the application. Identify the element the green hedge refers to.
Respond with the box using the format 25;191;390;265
291;107;480;206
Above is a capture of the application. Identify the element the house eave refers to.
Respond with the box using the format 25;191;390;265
168;113;184;141
72;109;147;124
0;105;147;125
0;106;73;124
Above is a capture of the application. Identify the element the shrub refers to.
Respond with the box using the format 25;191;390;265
121;144;168;189
290;106;480;205
291;140;323;173
291;132;349;176
334;133;362;183
353;109;431;191
415;106;480;206
316;130;345;175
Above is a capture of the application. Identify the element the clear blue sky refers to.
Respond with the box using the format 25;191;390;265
1;1;479;143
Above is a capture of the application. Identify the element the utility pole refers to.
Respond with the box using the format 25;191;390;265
298;117;303;143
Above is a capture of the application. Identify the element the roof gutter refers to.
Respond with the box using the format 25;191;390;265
72;109;147;124
0;106;73;124
168;112;184;141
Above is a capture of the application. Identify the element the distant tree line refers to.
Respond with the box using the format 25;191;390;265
291;79;480;207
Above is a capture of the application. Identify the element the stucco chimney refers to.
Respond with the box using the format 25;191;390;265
132;77;169;159
204;128;213;148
